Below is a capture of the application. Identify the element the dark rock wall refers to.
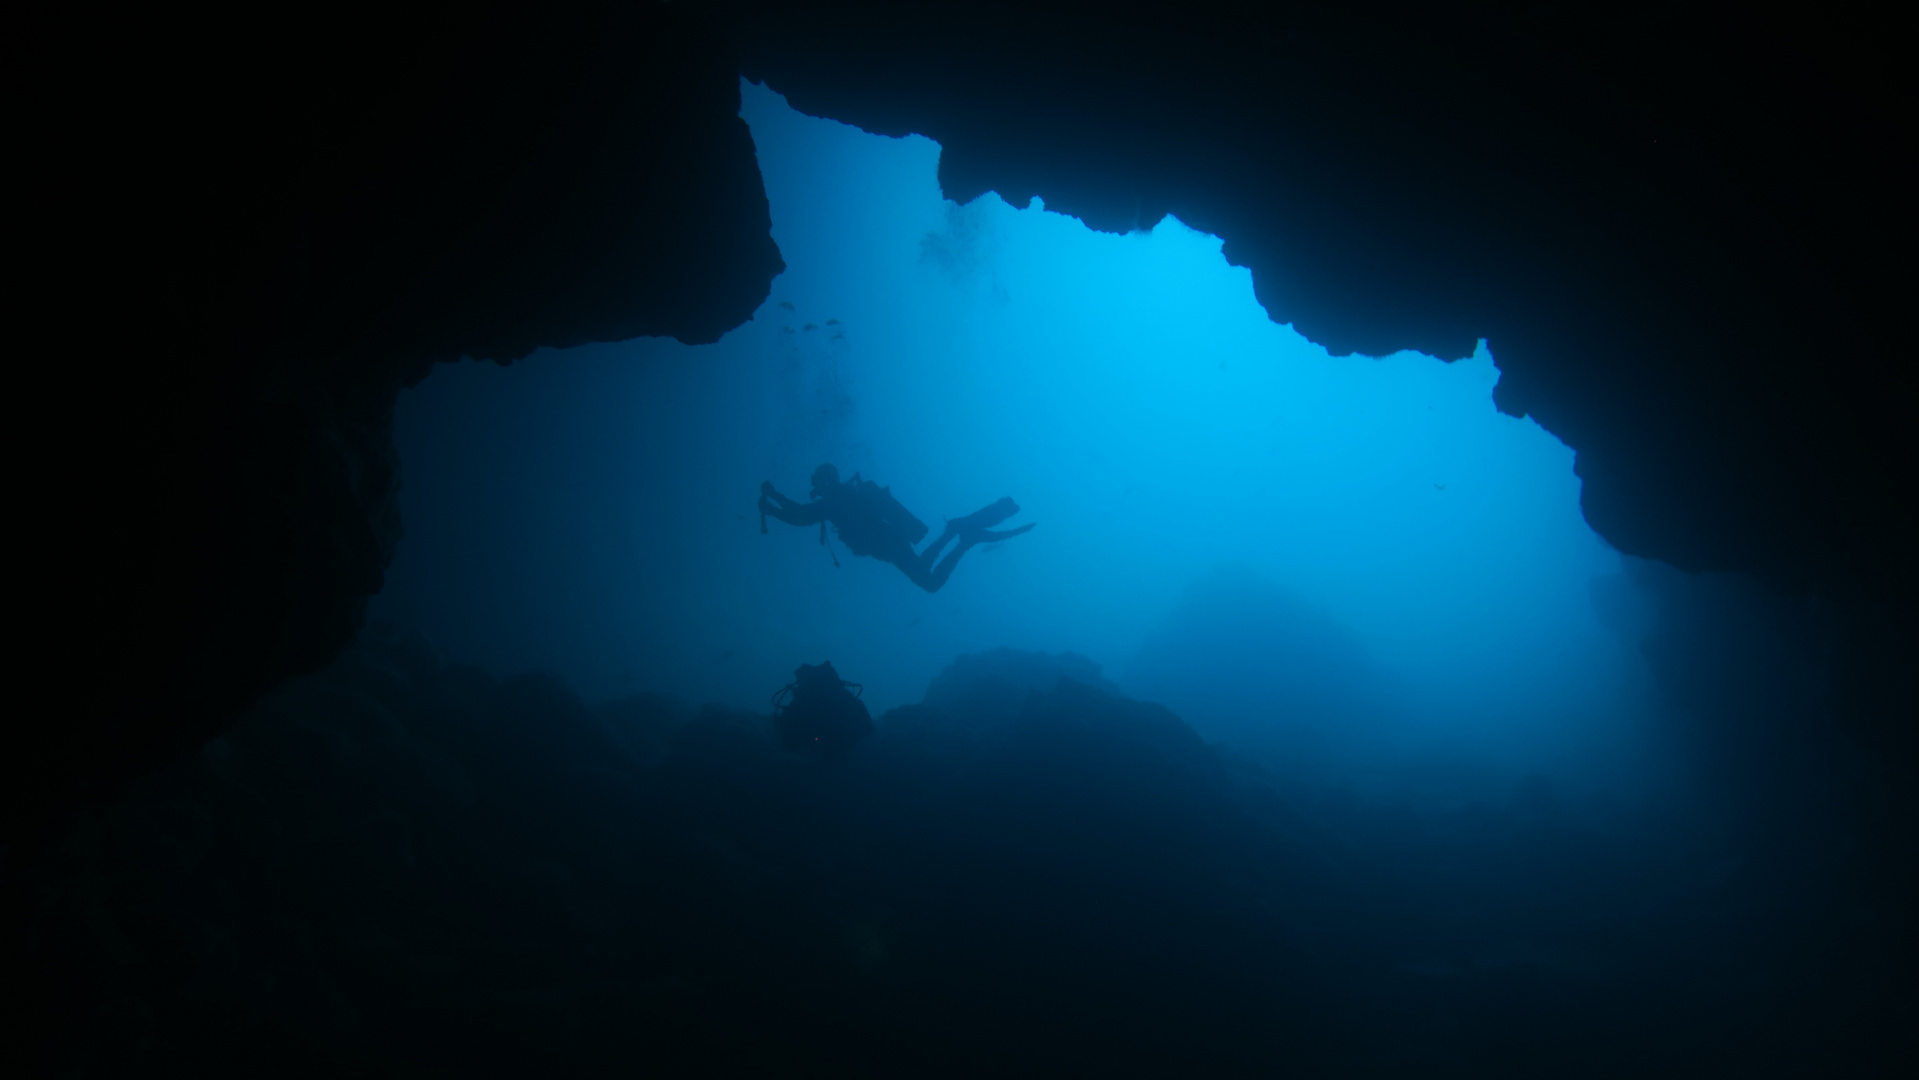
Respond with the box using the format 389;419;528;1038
18;2;782;853
704;0;1910;582
14;637;1904;1075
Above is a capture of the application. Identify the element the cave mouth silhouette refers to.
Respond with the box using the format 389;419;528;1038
375;80;1668;807
18;19;1912;1073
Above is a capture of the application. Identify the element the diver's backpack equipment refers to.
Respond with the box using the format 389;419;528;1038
771;661;873;757
863;481;929;545
832;480;929;558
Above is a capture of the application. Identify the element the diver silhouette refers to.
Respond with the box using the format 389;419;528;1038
771;660;873;757
758;464;1033;592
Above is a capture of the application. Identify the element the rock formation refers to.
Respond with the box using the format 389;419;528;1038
17;0;1910;882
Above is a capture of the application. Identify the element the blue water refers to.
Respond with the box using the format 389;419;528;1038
374;80;1670;806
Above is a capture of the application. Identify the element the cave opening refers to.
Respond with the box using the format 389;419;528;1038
21;57;1906;1078
374;80;1677;809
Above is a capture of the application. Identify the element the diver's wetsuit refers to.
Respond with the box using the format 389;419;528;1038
759;467;1031;593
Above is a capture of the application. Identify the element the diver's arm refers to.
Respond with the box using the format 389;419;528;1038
759;483;827;526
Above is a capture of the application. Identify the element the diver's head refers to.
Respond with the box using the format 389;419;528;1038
809;463;841;499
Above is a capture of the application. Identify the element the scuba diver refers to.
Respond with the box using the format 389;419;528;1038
758;464;1033;593
771;660;872;757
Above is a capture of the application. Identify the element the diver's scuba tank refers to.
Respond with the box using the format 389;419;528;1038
770;661;873;757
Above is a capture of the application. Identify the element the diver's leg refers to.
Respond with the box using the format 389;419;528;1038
918;526;960;562
868;537;941;592
916;536;982;593
914;521;1035;591
900;561;943;592
887;546;942;592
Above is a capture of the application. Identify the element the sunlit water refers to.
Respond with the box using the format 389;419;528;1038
375;79;1673;805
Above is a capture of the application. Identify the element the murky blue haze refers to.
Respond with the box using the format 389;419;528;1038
375;80;1674;808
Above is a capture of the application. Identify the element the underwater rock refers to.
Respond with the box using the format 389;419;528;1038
7;632;1907;1076
19;0;785;856
916;647;1122;728
1123;566;1388;773
594;692;696;771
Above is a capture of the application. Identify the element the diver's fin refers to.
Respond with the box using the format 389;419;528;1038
947;497;1020;533
970;522;1035;542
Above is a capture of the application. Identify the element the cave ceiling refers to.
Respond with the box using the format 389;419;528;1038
701;0;1910;592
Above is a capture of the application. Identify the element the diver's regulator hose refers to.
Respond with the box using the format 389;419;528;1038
820;521;840;568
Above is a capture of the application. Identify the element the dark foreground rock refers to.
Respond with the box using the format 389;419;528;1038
6;633;1908;1077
